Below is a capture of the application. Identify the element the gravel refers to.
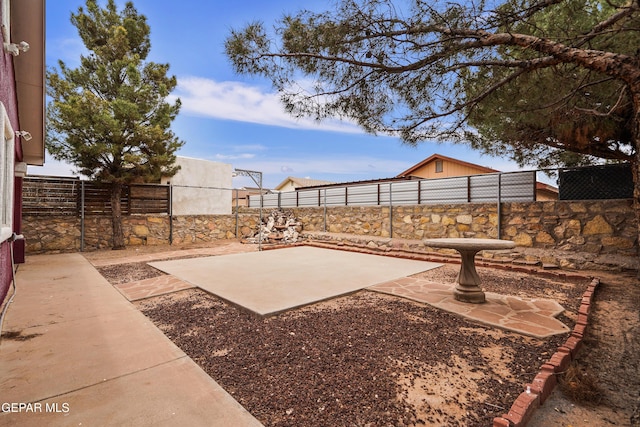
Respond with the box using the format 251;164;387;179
134;264;589;427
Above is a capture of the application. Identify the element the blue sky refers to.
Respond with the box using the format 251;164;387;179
34;0;525;189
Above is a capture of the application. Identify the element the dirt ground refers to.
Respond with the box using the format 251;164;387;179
92;242;639;426
528;270;640;427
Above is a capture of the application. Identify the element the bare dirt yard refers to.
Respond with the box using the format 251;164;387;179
93;244;639;426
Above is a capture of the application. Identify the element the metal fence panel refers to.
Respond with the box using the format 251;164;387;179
391;181;420;205
501;171;536;201
296;189;320;207
246;171;539;208
324;187;345;206
279;192;298;207
419;177;468;204
261;194;280;208
559;164;633;200
346;184;380;206
470;174;499;203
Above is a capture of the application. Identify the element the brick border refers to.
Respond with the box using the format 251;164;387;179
492;277;599;427
261;238;600;427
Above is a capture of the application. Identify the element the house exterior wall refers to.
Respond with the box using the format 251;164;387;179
276;180;296;192
408;159;492;179
0;4;21;305
161;156;233;215
536;188;558;201
407;158;558;201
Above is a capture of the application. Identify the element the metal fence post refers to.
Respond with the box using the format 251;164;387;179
235;189;239;238
169;184;173;245
323;188;327;232
80;180;85;252
497;173;502;239
389;182;393;238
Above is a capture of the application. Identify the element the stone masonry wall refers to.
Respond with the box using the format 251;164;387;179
22;200;636;259
22;213;261;253
291;200;636;257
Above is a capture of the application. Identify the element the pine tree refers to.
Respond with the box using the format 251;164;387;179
47;0;184;249
226;0;640;256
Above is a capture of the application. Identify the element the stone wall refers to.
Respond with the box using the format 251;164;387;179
22;213;261;253
290;200;636;257
501;200;636;256
22;200;637;260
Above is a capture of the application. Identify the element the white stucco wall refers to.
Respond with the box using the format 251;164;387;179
161;156;232;215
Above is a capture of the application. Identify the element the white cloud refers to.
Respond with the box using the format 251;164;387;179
173;76;363;134
214;153;255;160
232;156;411;182
27;158;79;178
47;37;88;68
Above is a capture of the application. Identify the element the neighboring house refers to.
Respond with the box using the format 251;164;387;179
536;182;560;201
397;153;498;179
275;176;335;192
232;187;271;207
397;153;558;200
160;156;233;215
1;0;45;305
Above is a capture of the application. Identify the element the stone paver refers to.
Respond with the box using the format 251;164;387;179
370;278;570;338
115;275;195;301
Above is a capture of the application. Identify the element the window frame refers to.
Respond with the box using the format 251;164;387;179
1;102;15;243
1;0;10;45
435;159;443;173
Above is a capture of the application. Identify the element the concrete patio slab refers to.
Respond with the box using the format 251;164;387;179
0;253;262;427
149;246;441;316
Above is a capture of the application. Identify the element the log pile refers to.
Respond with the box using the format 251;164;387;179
245;209;302;244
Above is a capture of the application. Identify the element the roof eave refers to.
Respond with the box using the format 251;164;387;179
12;0;46;166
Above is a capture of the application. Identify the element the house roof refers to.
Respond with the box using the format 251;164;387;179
275;176;335;191
536;182;559;193
396;153;499;178
296;176;418;190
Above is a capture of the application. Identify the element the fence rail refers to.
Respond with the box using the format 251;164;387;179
22;176;79;216
250;171;537;208
22;176;170;216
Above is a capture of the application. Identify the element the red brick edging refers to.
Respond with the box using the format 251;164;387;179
492;277;599;427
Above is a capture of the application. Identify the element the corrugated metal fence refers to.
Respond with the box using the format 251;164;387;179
250;171;537;208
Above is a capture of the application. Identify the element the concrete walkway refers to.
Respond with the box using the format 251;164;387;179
0;253;263;427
